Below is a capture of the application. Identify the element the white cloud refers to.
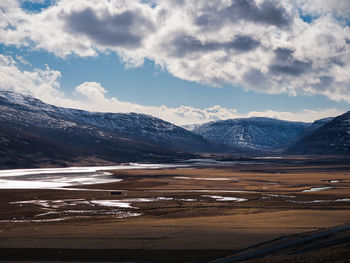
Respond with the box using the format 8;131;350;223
0;0;350;104
296;0;350;17
0;54;62;100
75;82;107;101
0;54;343;125
246;108;343;122
0;1;349;124
1;0;349;103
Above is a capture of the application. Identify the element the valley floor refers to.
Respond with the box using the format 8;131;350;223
1;157;350;262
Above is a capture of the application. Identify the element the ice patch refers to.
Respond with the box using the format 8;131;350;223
123;197;174;202
114;212;142;219
12;199;91;208
0;218;70;223
148;189;253;193
265;194;296;198
34;211;60;217
174;176;236;181
289;198;350;204
174;176;191;179
178;198;197;202
0;163;188;189
289;200;331;204
89;200;134;208
302;187;333;192
202;195;247;202
11;197;176;210
324;180;340;183
335;198;350;202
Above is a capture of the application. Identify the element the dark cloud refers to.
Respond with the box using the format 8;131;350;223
229;35;261;51
65;7;154;48
312;76;334;91
269;48;312;76
243;68;270;90
195;0;292;29
329;56;345;67
168;34;260;57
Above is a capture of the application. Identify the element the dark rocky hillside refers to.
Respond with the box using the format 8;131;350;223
286;111;350;155
0;91;223;168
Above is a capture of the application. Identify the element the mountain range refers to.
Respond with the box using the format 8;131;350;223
0;91;221;168
0;90;349;168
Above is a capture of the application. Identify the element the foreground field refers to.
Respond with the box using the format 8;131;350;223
0;157;350;262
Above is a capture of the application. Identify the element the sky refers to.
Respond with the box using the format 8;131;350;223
0;0;350;125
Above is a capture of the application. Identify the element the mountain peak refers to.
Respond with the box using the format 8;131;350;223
191;117;310;152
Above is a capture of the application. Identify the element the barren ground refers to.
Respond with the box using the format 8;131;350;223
1;158;350;262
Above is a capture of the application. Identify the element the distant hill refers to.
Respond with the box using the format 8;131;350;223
286;111;350;155
187;117;310;152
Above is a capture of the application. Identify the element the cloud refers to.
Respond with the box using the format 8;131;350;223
246;108;344;122
217;0;292;28
167;33;260;58
75;81;107;101
0;55;343;125
297;0;350;17
0;0;350;103
65;7;155;48
0;55;62;100
269;48;312;76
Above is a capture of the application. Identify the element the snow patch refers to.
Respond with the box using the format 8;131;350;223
0;163;187;189
302;187;333;192
202;195;247;202
89;200;134;208
174;176;235;181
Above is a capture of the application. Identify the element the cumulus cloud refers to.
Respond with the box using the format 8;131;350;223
0;54;343;125
65;6;155;48
194;0;293;29
246;108;344;122
167;34;260;58
0;0;350;103
0;55;62;100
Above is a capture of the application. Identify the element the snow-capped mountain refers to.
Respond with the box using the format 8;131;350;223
0;91;221;168
286;111;350;154
1;90;348;167
188;117;311;152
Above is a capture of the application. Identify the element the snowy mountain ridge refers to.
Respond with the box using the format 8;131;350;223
189;117;311;151
0;90;224;168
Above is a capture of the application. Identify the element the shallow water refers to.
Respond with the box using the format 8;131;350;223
89;200;134;208
0;163;187;189
289;198;350;204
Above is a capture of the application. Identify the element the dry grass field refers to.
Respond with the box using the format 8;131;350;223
1;157;350;262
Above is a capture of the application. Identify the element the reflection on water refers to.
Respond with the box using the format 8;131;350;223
0;163;187;189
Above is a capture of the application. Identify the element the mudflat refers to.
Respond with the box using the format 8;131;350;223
1;158;350;262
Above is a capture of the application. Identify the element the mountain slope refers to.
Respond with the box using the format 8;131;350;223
286;111;350;155
0;91;221;168
189;117;310;152
283;117;334;149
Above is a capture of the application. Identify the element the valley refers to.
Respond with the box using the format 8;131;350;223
1;157;350;262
